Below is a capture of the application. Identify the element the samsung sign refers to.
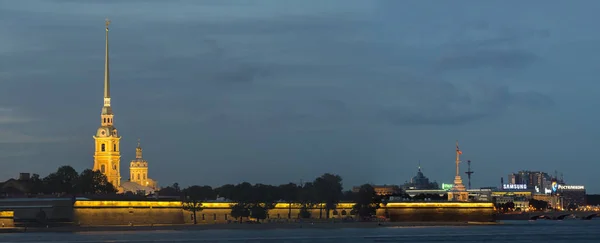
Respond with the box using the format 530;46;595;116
503;184;527;190
558;185;585;190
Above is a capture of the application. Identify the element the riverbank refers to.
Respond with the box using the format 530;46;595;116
1;221;501;233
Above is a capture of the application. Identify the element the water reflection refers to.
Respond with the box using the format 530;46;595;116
1;220;599;243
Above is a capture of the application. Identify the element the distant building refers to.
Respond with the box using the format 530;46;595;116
402;165;439;190
558;185;586;207
507;171;553;192
352;185;402;196
0;173;38;196
467;189;492;202
494;196;529;211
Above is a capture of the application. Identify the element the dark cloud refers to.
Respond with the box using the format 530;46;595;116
436;50;538;70
378;84;554;126
2;0;595;192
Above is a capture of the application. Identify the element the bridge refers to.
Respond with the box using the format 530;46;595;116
528;211;598;220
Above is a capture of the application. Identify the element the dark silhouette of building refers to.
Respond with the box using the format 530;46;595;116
402;165;439;190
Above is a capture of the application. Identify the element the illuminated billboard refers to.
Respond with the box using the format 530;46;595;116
502;184;527;190
558;185;585;190
442;183;453;191
551;181;558;193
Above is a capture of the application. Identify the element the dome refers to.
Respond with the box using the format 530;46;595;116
96;126;118;137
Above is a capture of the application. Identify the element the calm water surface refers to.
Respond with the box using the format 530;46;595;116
2;220;600;242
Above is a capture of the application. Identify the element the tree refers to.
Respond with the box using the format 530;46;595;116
76;169;117;194
502;202;515;212
230;203;250;223
529;199;548;211
279;183;299;219
351;184;382;221
181;185;216;224
215;184;236;200
158;183;182;197
340;190;356;202
29;174;44;195
313;173;343;219
249;184;279;222
298;182;317;219
43;166;79;194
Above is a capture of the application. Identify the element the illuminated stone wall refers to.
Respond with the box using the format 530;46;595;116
71;200;494;225
73;201;184;225
182;203;356;224
0;211;14;227
381;202;495;222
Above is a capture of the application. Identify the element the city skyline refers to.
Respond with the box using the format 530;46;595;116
1;1;599;192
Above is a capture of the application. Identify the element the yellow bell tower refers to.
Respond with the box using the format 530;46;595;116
130;139;150;187
93;19;121;188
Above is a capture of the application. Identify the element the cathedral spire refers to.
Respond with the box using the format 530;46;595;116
100;18;114;125
104;18;111;106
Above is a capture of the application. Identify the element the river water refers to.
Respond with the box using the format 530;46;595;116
1;220;599;242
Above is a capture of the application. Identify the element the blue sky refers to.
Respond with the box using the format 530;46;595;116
1;0;599;192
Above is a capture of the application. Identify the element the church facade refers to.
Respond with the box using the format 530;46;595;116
93;20;156;194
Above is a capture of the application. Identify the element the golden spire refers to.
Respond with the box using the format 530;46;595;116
104;18;111;101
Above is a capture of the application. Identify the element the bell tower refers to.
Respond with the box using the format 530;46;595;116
93;19;121;188
130;139;150;187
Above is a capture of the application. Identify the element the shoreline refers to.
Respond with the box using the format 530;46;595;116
1;221;500;233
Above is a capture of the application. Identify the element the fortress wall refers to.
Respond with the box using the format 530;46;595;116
181;203;356;224
74;207;184;225
71;200;494;225
381;202;495;222
0;211;14;227
73;201;184;226
0;199;74;222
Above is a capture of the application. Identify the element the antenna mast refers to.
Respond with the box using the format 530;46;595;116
465;160;474;189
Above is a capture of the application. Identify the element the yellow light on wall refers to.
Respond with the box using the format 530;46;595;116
0;211;14;218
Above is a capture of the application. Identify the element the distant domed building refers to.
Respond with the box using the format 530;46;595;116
402;164;439;190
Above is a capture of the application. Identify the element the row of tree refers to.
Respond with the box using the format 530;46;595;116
8;166;117;195
162;173;395;223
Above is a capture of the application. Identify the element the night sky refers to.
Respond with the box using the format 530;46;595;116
1;0;599;192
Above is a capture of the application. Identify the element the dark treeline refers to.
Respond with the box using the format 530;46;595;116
162;173;399;223
4;165;116;196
